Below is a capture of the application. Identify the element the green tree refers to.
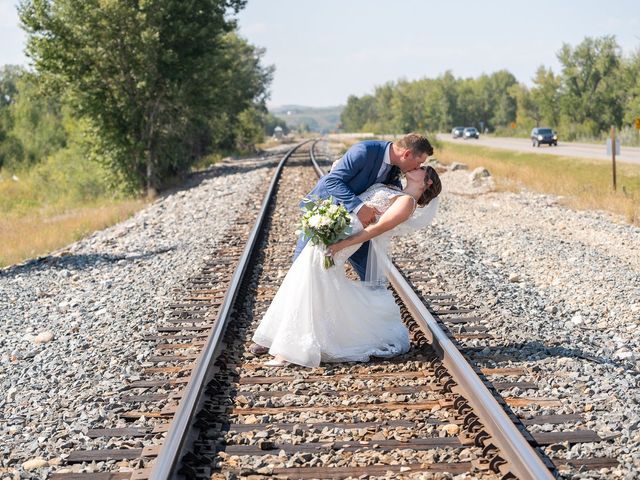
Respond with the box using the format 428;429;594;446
0;65;24;168
20;0;271;195
557;36;625;135
0;65;22;109
233;107;264;153
622;49;640;126
390;79;421;133
509;83;539;130
531;66;561;127
488;70;518;128
209;33;273;151
9;72;67;166
432;71;459;131
341;94;376;132
264;113;288;136
369;82;396;133
456;78;483;128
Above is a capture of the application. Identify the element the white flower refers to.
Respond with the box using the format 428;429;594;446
319;216;332;227
328;204;339;215
308;214;323;228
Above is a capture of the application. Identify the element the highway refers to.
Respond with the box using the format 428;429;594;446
436;133;640;166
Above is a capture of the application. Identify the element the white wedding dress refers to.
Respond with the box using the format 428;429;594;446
252;184;411;368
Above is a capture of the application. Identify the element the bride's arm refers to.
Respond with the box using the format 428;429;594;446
329;196;415;255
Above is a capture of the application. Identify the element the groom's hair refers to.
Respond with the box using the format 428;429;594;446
397;133;433;157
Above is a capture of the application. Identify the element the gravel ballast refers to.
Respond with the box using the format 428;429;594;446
2;148;639;479
0;158;277;478
395;167;640;479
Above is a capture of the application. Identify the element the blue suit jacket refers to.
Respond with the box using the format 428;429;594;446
294;140;400;280
305;140;392;211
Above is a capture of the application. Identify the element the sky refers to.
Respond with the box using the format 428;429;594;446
2;0;639;108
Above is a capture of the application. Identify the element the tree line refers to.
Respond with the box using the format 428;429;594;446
341;36;640;142
0;0;279;196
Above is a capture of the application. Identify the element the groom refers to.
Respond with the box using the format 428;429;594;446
249;133;433;356
295;132;433;279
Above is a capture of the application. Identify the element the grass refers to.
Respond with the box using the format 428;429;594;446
0;147;148;269
437;142;640;225
0;200;146;268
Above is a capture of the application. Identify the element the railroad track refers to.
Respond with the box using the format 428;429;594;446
51;139;617;480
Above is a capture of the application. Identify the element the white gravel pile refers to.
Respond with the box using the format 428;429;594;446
395;165;640;479
0;159;275;478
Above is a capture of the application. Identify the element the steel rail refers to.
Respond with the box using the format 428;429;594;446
308;138;324;176
386;269;554;480
309;140;554;480
150;140;312;480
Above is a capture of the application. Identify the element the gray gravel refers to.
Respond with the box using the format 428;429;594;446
0;159;276;478
395;166;640;479
3;145;639;478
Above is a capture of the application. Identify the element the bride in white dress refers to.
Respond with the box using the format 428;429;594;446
252;166;441;367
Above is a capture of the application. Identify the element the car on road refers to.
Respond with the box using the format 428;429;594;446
531;127;558;147
463;127;479;139
451;126;465;139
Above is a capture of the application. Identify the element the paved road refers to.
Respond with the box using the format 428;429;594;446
436;133;640;166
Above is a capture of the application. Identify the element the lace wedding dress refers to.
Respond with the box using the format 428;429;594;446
252;184;411;368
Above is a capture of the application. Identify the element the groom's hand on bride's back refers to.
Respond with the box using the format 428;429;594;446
357;205;381;227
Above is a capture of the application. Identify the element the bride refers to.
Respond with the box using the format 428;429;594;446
252;166;441;367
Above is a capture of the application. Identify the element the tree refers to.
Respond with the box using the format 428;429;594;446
207;33;273;152
20;0;271;195
456;78;483;128
557;36;624;135
0;65;22;109
233;107;264;153
431;71;459;131
531;66;560;127
9;72;67;166
0;65;24;168
264;113;288;136
341;94;376;132
509;83;539;130
390;79;421;133
622;49;640;126
488;70;518;128
370;82;396;133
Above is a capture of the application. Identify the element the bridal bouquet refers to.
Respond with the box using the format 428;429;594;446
297;196;352;268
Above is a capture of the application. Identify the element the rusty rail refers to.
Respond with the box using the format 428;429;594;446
150;140;312;480
309;139;554;480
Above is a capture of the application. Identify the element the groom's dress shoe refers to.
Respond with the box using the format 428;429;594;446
249;343;269;355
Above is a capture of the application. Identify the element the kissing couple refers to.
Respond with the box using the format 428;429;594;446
251;133;442;367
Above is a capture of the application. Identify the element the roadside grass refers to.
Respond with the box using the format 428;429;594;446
438;142;640;226
0;150;147;268
256;139;286;151
0;200;145;268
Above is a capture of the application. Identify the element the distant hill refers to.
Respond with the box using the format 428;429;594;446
270;105;344;134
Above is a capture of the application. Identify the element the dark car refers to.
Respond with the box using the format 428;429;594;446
531;127;558;147
463;127;479;139
451;126;465;138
